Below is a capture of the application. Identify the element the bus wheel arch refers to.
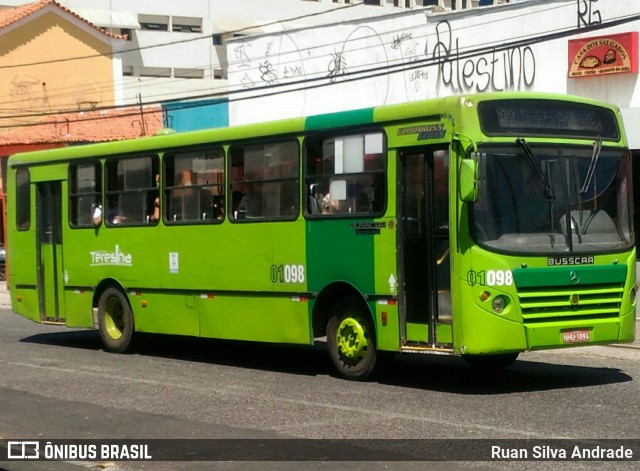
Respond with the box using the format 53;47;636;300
313;283;377;380
312;282;369;338
94;281;135;353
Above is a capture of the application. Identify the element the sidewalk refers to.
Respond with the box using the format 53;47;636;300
0;280;636;349
0;280;10;308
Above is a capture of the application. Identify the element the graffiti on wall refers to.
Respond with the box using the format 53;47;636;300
229;8;548;121
429;20;536;93
8;75;45;114
234;34;306;90
577;0;601;28
233;18;538;99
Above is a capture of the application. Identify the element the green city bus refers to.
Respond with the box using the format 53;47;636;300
6;92;636;380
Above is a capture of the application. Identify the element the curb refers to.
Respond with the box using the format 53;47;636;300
0;281;9;308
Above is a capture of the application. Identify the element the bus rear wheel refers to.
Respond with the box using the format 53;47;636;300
462;352;519;370
98;287;134;353
326;298;377;381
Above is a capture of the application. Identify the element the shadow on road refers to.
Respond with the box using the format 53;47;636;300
21;329;633;394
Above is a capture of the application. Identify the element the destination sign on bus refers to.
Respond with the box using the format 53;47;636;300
478;99;619;140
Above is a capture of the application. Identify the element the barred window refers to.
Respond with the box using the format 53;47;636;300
229;140;299;221
304;132;386;217
164;148;225;224
105;156;159;226
69;162;101;227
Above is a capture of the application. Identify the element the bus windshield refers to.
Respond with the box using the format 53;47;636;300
471;143;633;254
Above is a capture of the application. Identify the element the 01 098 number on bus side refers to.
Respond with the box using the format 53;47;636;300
466;269;513;287
271;264;305;284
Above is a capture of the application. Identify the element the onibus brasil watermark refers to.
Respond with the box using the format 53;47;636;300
6;441;151;461
3;439;638;461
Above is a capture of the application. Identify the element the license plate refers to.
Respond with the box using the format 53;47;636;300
562;329;590;344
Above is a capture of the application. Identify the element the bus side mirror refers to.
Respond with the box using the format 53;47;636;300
459;158;478;202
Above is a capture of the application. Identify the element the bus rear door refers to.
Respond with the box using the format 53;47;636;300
398;146;452;349
35;181;64;323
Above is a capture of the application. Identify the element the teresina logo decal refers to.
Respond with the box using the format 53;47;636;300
90;245;133;267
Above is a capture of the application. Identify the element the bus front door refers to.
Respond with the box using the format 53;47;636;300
398;147;452;348
36;181;64;323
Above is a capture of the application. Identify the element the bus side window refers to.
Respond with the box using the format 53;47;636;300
69;162;102;228
164;147;225;224
15;168;30;231
105;155;159;226
229;140;299;221
304;132;386;218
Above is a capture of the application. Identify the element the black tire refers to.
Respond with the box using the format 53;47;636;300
462;352;519;370
326;297;377;381
98;287;134;353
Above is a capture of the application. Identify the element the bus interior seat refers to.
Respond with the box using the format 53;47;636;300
308;184;323;215
559;210;617;237
355;192;371;213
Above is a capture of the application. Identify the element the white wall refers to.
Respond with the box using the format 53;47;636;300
1;0;416;106
227;0;640;125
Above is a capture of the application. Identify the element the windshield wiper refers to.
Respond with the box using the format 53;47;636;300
570;215;583;244
580;137;602;194
516;138;555;200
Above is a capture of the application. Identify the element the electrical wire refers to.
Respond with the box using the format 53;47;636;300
0;0;368;70
0;1;605;108
0;5;637;130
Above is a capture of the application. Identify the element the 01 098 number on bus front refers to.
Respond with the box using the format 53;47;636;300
466;269;513;287
270;264;305;284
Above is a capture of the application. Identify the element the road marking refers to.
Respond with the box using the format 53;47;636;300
2;360;567;439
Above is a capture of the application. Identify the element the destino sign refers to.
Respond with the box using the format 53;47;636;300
568;32;638;78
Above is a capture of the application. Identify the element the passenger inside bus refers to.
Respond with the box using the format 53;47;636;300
179;169;193;186
92;204;102;227
171;169;199;221
232;191;247;219
149;197;160;222
211;196;225;219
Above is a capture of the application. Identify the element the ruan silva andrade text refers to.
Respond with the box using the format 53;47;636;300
491;445;633;460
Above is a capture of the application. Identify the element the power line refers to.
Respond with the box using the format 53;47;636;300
0;1;585;109
0;7;638;130
0;0;368;70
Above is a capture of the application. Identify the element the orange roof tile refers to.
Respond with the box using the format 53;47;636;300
0;0;126;39
0;106;164;145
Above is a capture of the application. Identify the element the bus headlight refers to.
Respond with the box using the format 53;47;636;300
630;285;637;307
492;295;507;314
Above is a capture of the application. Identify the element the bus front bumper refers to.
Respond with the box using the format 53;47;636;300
524;307;636;350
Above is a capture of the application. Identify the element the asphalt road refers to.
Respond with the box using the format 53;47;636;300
0;308;638;471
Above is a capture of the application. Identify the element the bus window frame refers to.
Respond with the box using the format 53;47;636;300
163;146;226;225
68;160;102;229
104;154;160;227
228;138;300;223
302;129;388;219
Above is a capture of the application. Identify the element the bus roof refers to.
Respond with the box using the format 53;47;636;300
8;91;621;167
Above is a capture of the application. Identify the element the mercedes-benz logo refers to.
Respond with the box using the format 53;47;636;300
569;270;580;284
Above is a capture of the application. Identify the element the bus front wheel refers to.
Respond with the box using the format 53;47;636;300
326;298;377;381
98;287;134;353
